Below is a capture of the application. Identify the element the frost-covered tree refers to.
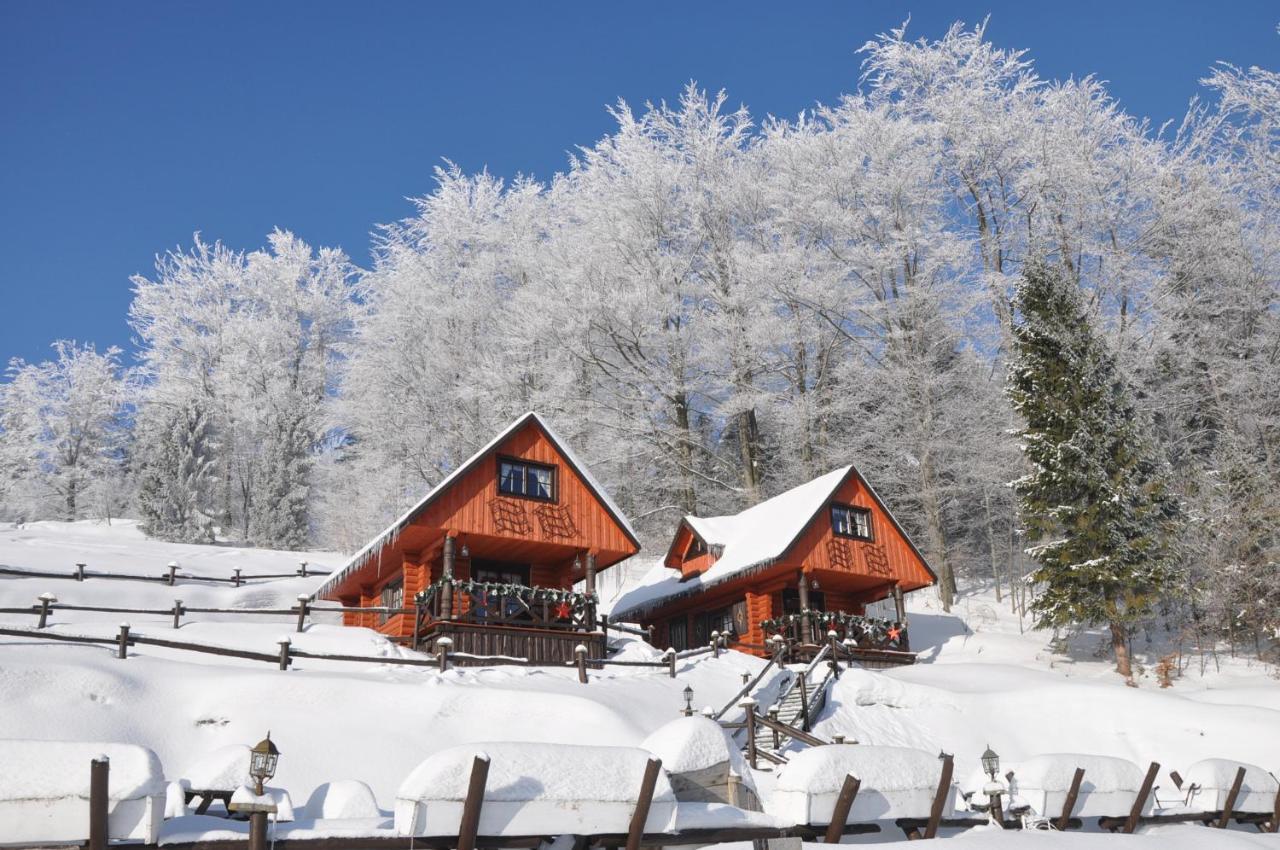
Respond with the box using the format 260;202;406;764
0;342;130;520
133;397;215;541
1008;260;1180;678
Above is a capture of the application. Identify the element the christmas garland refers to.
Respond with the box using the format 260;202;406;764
759;609;901;643
414;578;596;608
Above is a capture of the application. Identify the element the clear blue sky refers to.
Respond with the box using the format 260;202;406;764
1;1;1276;367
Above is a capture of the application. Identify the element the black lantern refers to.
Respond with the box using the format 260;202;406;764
981;745;1000;781
249;734;280;794
682;685;694;716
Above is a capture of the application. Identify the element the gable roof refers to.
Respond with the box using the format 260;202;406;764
315;411;640;599
609;463;936;621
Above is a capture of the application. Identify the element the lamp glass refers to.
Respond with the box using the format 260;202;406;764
980;745;999;779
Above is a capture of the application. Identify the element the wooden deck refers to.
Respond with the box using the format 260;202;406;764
423;620;605;666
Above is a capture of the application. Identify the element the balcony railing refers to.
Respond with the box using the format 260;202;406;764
760;608;908;653
415;579;597;632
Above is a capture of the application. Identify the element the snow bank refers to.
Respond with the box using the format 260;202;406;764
304;779;382;819
394;742;677;836
769;745;956;825
0;739;164;844
1183;758;1279;813
972;753;1152;819
641;716;744;775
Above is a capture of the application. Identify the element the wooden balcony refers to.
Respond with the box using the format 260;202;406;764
761;609;914;667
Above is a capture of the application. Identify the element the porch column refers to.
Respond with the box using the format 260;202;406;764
797;572;812;645
584;551;598;631
441;535;456;621
892;584;906;623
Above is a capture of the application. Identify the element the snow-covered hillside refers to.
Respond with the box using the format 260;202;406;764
0;520;1276;845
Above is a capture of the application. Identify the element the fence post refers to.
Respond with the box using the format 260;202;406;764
116;623;130;659
75;562;86;582
277;637;291;671
233;568;242;588
666;647;676;678
457;753;491;850
36;593;56;629
798;674;810;731
768;707;781;749
827;630;840;678
1056;767;1085;831
171;599;184;630
600;614;610;647
575;644;588;684
1217;765;1247;829
711;631;720;658
1123;762;1160;834
824;774;861;844
166;561;179;586
626;758;662;850
437;637;452;673
298;560;309;578
88;757;109;850
833;734;845;744
923;754;954;839
295;595;309;633
741;699;758;769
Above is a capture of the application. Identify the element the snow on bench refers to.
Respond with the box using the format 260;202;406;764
0;739;164;845
1182;758;1280;814
394;742;679;837
768;745;957;825
965;753;1153;819
640;716;758;808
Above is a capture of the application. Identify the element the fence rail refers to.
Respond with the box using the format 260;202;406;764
0;562;331;587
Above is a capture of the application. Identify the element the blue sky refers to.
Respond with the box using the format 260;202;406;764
1;1;1277;367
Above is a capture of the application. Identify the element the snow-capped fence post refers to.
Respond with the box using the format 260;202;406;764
75;562;86;582
625;757;662;850
827;630;840;679
276;637;291;671
294;595;310;633
36;593;56;628
166;561;179;585
232;568;242;587
297;560;309;578
666;647;676;678
457;753;491;850
711;630;720;658
575;644;588;684
1123;762;1160;834
767;707;781;749
171;599;184;629
437;637;452;672
600;614;609;646
741;698;758;769
1216;765;1247;828
923;753;954;839
116;623;130;659
832;734;845;744
824;773;862;844
88;756;109;850
1056;767;1086;831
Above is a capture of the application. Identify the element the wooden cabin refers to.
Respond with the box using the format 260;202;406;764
610;466;935;663
315;412;641;664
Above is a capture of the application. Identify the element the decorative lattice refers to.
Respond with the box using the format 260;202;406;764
826;538;855;571
488;497;532;535
863;542;893;577
534;503;579;540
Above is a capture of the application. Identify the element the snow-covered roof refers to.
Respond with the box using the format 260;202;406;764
0;739;165;802
776;744;948;794
640;716;750;779
315;412;639;598
611;466;854;619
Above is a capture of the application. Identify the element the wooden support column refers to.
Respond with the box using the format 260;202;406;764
441;535;456;621
457;754;491;850
924;754;954;839
584;551;597;595
88;757;109;850
893;584;906;622
1217;766;1247;829
797;573;812;644
1057;768;1086;831
1123;762;1160;834
825;774;862;843
626;758;662;850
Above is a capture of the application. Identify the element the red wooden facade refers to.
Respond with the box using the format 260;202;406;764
618;467;935;657
316;413;640;655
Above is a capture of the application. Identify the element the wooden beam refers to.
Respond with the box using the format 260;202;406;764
625;758;662;850
1216;766;1247;829
824;774;862;843
1124;762;1160;834
924;754;954;839
457;754;491;850
88;757;109;850
1056;767;1085;832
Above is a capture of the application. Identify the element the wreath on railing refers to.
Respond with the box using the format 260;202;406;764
759;609;902;645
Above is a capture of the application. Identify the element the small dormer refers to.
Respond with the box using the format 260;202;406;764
664;520;717;580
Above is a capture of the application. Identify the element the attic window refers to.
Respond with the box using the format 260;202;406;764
686;537;706;558
498;457;556;501
831;504;873;541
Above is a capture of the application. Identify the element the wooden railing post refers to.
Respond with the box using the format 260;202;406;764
666;647;676;678
1123;762;1160;834
711;631;721;658
798;674;810;731
277;637;291;671
171;599;184;630
768;707;781;749
116;623;130;659
233;568;242;587
626;758;662;850
924;754;954;839
1057;767;1085;831
437;636;452;672
741;699;758;769
36;593;55;629
827;630;840;679
295;595;309;633
824;774;861;843
75;562;86;582
166;561;179;586
88;757;109;850
457;753;491;850
575;644;588;684
600;613;610;647
298;560;309;578
1217;765;1247;829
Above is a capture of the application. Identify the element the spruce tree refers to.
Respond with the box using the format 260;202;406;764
1007;260;1179;679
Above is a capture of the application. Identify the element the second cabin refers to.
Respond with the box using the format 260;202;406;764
313;412;640;664
610;465;936;663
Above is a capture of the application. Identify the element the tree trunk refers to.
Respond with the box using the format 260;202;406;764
737;407;763;505
1110;621;1133;680
983;489;1002;603
919;454;954;612
672;390;697;514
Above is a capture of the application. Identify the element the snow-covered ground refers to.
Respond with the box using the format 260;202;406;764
0;520;1276;845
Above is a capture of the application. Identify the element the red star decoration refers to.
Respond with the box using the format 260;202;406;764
554;601;572;619
887;626;901;641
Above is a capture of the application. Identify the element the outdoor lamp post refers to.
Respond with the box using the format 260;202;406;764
981;745;1006;826
682;685;694;716
249;733;280;795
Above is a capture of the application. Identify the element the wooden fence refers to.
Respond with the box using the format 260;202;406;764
0;561;330;587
